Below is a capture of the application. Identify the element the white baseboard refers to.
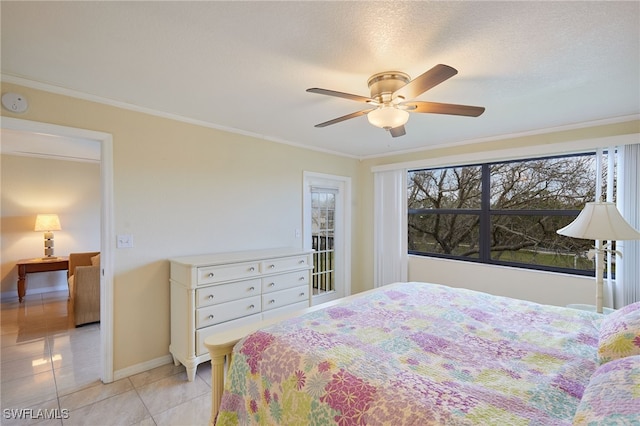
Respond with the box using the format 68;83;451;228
113;354;173;381
1;284;68;300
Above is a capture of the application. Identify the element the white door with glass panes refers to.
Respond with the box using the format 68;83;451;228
303;172;351;305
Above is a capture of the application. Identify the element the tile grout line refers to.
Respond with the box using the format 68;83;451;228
129;376;158;426
44;293;67;425
2;291;212;425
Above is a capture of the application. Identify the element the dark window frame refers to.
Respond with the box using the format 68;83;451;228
408;152;599;277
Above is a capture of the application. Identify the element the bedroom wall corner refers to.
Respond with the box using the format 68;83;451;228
0;81;363;375
358;119;639;303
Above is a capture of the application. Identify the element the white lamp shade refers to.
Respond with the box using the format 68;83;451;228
557;202;640;241
367;107;409;129
34;214;61;232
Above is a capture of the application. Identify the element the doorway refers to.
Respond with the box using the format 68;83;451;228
303;172;351;305
1;117;114;383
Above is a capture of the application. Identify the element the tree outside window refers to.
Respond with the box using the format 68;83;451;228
408;152;610;275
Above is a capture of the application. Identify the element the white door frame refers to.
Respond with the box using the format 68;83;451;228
303;171;351;304
1;117;115;383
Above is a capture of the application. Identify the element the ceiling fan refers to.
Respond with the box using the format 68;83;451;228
307;64;485;137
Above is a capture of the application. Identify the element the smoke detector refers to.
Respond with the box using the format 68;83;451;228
2;93;28;113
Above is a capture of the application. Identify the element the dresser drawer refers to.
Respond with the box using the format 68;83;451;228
196;295;261;328
262;285;309;312
197;261;260;285
196;279;260;308
261;255;310;274
262;270;309;294
196;313;261;356
262;301;309;321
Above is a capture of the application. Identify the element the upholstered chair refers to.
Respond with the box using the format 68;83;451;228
67;252;100;326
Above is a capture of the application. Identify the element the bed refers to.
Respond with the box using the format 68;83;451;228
205;282;640;425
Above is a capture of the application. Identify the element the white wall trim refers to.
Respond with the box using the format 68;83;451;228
1;151;100;164
113;354;173;381
1;73;360;160
0;116;115;383
364;115;640;161
4;74;636;162
371;133;640;173
100;132;115;383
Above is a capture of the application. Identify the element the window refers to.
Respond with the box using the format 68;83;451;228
310;188;336;295
408;152;612;275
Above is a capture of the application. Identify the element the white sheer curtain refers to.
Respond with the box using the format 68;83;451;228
616;143;640;306
373;169;407;288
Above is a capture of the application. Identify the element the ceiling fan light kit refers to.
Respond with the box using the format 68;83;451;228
307;64;485;138
366;72;411;130
367;106;409;129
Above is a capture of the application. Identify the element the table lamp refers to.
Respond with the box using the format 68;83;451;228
557;202;640;313
34;214;62;259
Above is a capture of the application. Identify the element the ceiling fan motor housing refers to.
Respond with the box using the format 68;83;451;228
367;72;410;103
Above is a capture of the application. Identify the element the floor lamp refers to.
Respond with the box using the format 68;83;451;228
557;202;640;313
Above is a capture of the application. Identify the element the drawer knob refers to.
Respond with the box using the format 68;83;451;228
249;286;255;291
268;282;275;287
249;267;255;272
208;272;214;278
269;264;275;269
299;292;305;297
299;260;305;264
269;300;275;304
249;304;255;309
299;276;305;281
208;315;214;320
208;295;214;299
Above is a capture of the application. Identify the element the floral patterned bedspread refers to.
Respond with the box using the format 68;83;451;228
216;282;601;425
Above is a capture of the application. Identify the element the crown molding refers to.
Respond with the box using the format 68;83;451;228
1;73;360;160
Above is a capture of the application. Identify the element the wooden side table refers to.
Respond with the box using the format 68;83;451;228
16;257;69;302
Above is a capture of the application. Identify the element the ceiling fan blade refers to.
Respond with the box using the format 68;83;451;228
389;125;406;138
306;88;374;103
393;64;458;100
405;101;485;117
314;109;375;128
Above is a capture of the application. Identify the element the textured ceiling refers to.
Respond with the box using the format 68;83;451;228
1;1;639;158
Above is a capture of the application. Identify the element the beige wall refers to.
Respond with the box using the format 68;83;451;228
1;155;101;295
0;82;361;373
2;81;637;375
408;256;595;307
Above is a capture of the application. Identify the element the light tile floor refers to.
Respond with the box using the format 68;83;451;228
1;291;212;425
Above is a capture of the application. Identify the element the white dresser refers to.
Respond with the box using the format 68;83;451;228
169;247;313;381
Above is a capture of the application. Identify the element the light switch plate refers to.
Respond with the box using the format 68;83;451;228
116;234;134;248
